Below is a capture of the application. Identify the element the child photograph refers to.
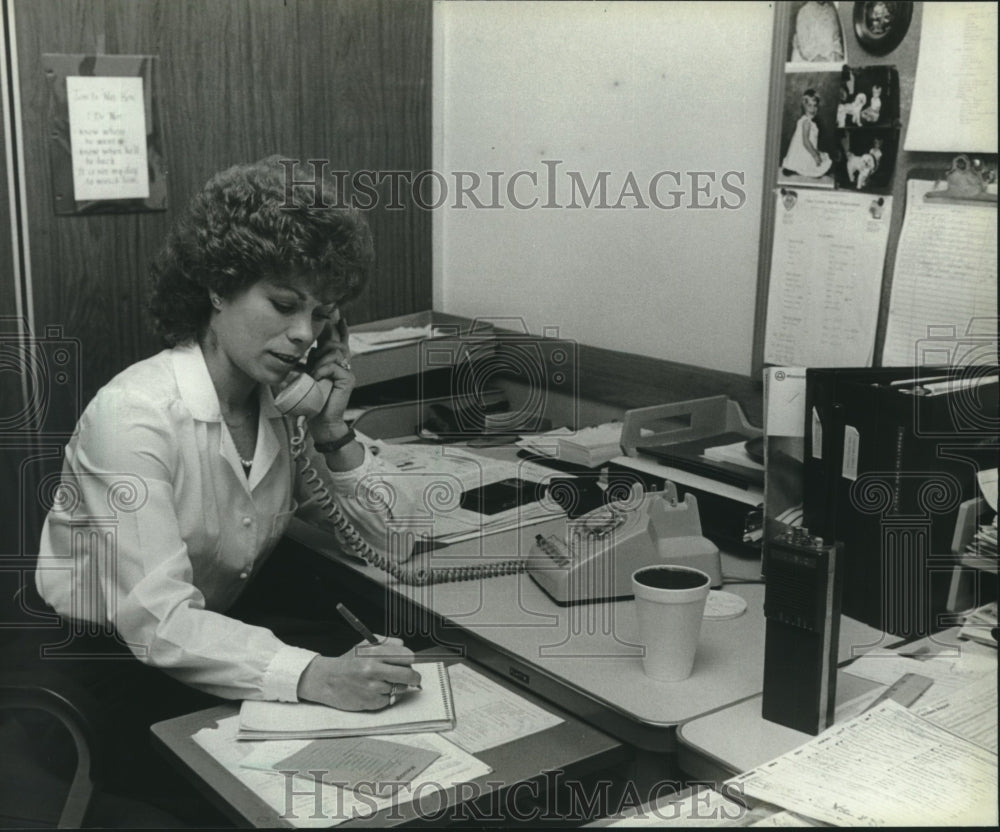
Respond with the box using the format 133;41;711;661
777;71;841;188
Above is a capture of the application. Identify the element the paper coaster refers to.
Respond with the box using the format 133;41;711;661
704;590;748;620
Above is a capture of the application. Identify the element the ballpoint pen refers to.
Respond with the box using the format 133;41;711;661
335;602;379;645
335;603;422;690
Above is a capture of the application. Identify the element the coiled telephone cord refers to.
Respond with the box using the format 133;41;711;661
291;419;525;585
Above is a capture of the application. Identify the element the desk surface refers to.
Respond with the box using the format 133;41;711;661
152;657;625;828
289;516;885;752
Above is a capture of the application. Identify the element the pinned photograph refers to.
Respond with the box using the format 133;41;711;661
852;0;913;56
837;128;898;193
777;72;841;189
837;65;898;129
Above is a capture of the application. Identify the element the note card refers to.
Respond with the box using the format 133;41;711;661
245;736;441;796
66;75;149;201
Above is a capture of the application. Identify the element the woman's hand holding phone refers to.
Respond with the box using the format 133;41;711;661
305;312;364;469
306;313;353;426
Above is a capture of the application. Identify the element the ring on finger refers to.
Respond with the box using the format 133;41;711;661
335;358;352;372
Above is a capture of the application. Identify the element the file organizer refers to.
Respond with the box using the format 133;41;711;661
804;367;999;636
617;396;763;551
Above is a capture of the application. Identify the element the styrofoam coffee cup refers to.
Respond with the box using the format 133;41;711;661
632;565;712;682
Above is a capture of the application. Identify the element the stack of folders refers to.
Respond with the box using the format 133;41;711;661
803;368;999;636
237;662;455;740
517;423;625;468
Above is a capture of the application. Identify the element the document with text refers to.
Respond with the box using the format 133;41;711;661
764;189;891;368
904;2;998;152
193;715;490;828
729;700;998;827
441;663;563;753
881;179;997;366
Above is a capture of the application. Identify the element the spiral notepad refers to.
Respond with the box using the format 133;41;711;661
237;662;455;740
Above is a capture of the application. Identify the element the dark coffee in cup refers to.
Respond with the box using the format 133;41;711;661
634;566;709;591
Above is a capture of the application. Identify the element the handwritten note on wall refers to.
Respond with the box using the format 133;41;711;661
882;178;997;365
905;2;999;153
66;76;149;201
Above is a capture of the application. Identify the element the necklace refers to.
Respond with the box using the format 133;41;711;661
221;399;259;473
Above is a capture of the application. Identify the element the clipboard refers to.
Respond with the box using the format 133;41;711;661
920;156;998;207
879;166;998;368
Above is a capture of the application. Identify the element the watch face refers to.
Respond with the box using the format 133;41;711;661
853;1;913;56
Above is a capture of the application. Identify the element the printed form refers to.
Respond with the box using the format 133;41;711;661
193;715;490;828
764;189;891;368
441;663;563;753
729;700;998;827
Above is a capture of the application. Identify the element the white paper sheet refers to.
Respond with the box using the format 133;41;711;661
729;700;999;827
978;468;998;511
912;674;998;753
749;809;820;827
764;188;891;367
192;715;491;828
66;75;149;201
881;179;997;366
604;786;759;827
843;645;997;703
440;663;562;753
905;2;998;153
349;326;447;355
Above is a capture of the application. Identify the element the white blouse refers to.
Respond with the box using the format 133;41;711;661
37;342;417;702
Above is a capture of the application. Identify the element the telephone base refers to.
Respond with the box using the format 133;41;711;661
527;572;634;606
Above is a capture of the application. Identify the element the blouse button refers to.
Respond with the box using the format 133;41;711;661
239;571;249;580
242;516;253;527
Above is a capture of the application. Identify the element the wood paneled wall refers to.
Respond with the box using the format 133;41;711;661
13;0;432;404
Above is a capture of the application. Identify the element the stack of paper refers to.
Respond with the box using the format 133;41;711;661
967;516;998;561
729;700;998;826
238;663;454;740
348;325;446;355
960;601;998;648
518;423;625;468
193;717;490;828
702;440;765;473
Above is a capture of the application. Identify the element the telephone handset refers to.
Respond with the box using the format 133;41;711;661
278;370;525;585
527;483;722;605
274;371;334;418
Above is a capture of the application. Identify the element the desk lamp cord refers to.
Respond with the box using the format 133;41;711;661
291;417;526;586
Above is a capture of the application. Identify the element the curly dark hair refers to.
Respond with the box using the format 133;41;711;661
149;156;374;345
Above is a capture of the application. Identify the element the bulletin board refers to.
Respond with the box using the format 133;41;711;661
42;53;167;215
751;1;998;377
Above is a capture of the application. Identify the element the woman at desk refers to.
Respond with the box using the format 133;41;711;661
26;156;422;813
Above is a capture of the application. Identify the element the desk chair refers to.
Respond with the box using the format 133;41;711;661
0;671;100;827
0;592;188;829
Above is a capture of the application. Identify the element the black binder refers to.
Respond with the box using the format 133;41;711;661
804;367;998;636
803;367;942;623
803;367;924;540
